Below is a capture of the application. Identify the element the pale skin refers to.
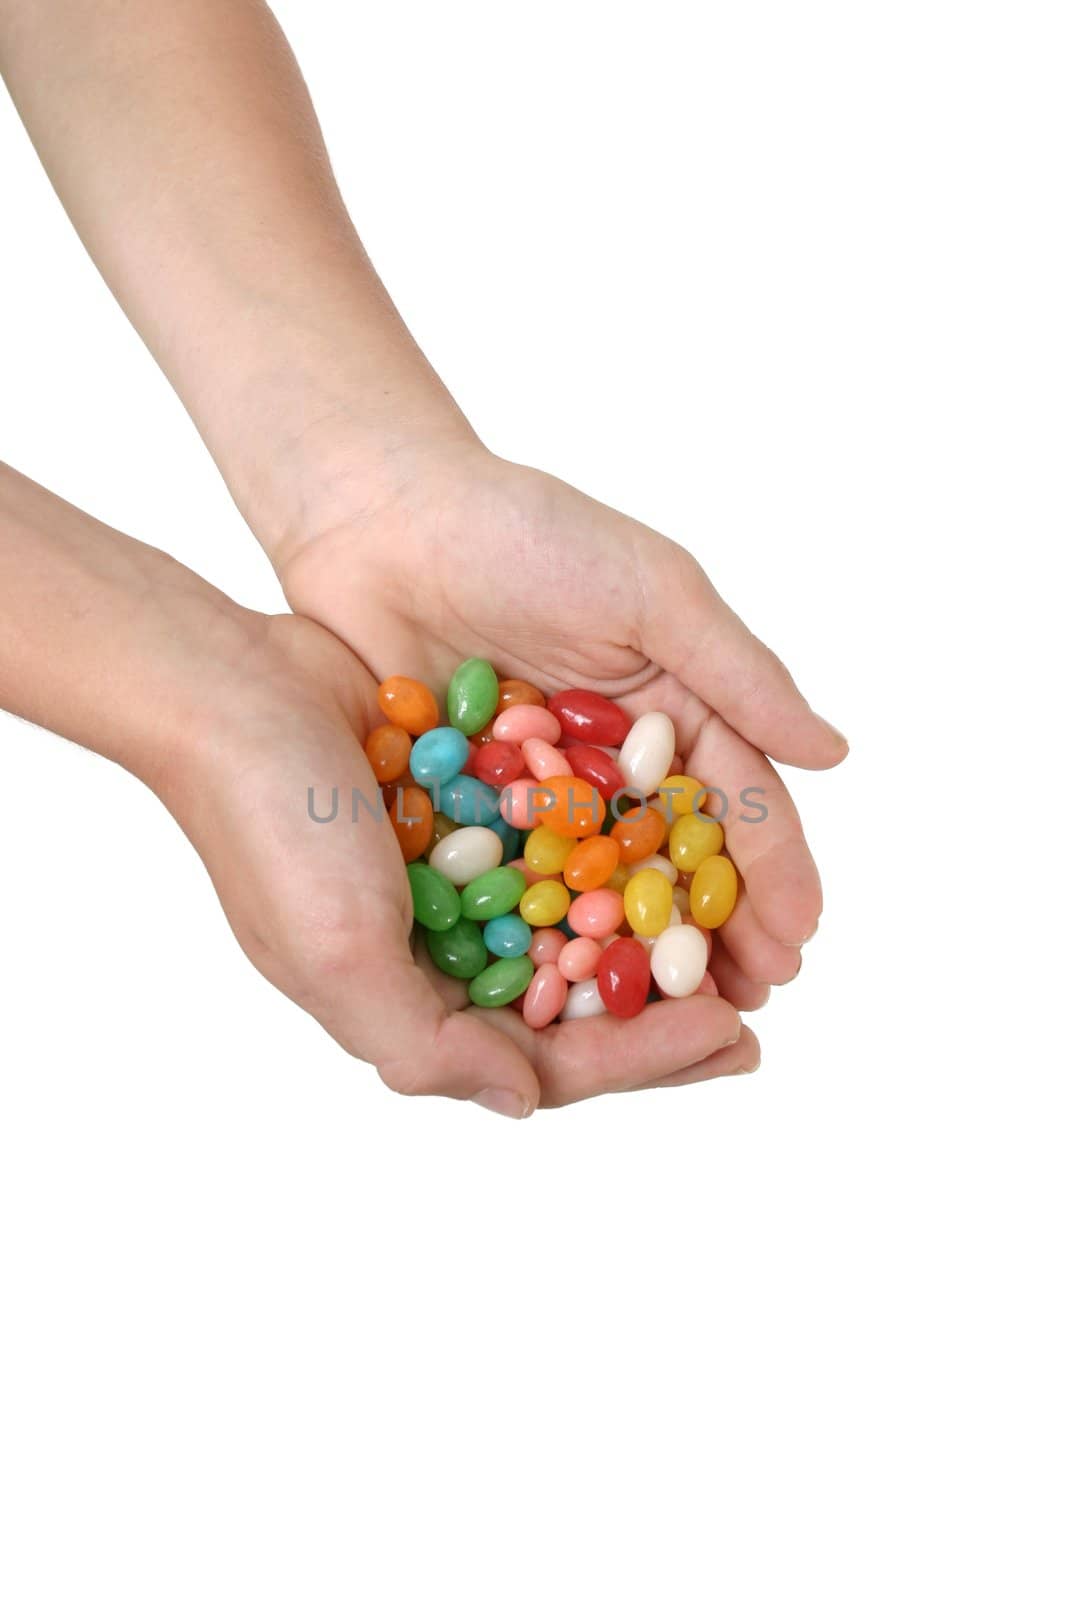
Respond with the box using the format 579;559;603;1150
0;1;847;1116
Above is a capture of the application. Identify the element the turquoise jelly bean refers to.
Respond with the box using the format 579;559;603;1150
487;815;522;861
439;774;501;827
554;915;580;940
483;913;532;958
447;658;499;736
469;955;534;1008
409;726;469;788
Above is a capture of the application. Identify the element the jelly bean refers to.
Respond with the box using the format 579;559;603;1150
409;725;470;788
488;817;522;862
610;805;667;864
471;739;525;789
623;867;673;937
388;785;434;862
524;824;576;877
508;856;554;888
618;712;676;796
447;657;499;735
672;886;690;916
430;810;462;850
484;913;533;958
658;775;708;820
628;853;678;885
425;917;490;980
546;690;632;747
377;674;439;736
689;855;739;929
469;954;535;1008
499;778;554;831
526;931;565;971
496;677;547;714
597;936;651;1019
558;937;602;982
649;923;709;997
522;963;567;1029
406;862;462;931
460;865;527;921
437;774;501;827
520;879;572;928
365;723;412;784
561;977;607;1019
522;737;573;781
555;915;580;940
668;812;724;873
606;865;630;895
565;742;626;805
563;834;620;893
567;888;625;939
428;824;503;886
537;776;606;839
492;705;562;746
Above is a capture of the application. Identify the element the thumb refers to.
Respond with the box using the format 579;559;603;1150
308;912;541;1119
639;532;848;769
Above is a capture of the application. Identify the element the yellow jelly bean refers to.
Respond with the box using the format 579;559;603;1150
519;879;572;927
607;865;630;895
524;824;576;876
658;774;707;820
668;812;725;873
690;855;739;929
623;867;673;938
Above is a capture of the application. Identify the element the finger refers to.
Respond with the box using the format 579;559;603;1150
708;940;772;1011
479;993;741;1107
716;889;802;986
638;530;848;769
646;1025;762;1087
685;712;823;948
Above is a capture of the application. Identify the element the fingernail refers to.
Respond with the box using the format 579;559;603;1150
783;920;819;949
818;715;849;746
732;1058;761;1075
472;1088;531;1120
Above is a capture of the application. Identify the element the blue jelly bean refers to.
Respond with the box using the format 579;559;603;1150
438;775;501;826
483;913;533;958
409;726;470;788
487;815;521;861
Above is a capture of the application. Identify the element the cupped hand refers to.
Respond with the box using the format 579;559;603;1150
166;610;753;1118
277;444;848;1009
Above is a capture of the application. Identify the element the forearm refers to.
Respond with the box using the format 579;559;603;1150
0;462;258;787
0;0;471;559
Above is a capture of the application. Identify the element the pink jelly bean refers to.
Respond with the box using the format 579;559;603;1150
558;936;602;982
499;778;554;830
567;888;625;939
507;857;557;888
493;705;562;746
521;737;573;781
523;964;568;1029
529;927;568;966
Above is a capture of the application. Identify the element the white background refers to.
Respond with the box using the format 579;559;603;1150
1;1;1064;1594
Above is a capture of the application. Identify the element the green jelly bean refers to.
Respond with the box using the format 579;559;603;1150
426;917;489;980
459;865;526;921
469;955;535;1008
447;657;499;735
407;862;461;931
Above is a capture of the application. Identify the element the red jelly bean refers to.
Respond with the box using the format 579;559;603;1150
565;742;627;804
596;936;651;1019
472;738;525;789
547;690;632;748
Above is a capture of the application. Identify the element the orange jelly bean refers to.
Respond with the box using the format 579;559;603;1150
365;722;412;784
495;678;546;713
610;806;667;864
377;674;439;736
564;835;620;892
537;776;606;839
388;785;434;862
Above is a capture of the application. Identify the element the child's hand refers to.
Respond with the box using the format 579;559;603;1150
276;444;848;1008
167;612;754;1117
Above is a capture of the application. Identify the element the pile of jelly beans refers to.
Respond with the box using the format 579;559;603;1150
365;659;738;1028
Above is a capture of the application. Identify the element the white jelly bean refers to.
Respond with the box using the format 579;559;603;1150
561;977;607;1019
428;825;503;886
629;853;678;885
618;711;676;796
650;923;708;998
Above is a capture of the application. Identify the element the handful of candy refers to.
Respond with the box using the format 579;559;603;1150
364;659;738;1029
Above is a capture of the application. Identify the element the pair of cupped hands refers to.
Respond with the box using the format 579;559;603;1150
174;441;847;1118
